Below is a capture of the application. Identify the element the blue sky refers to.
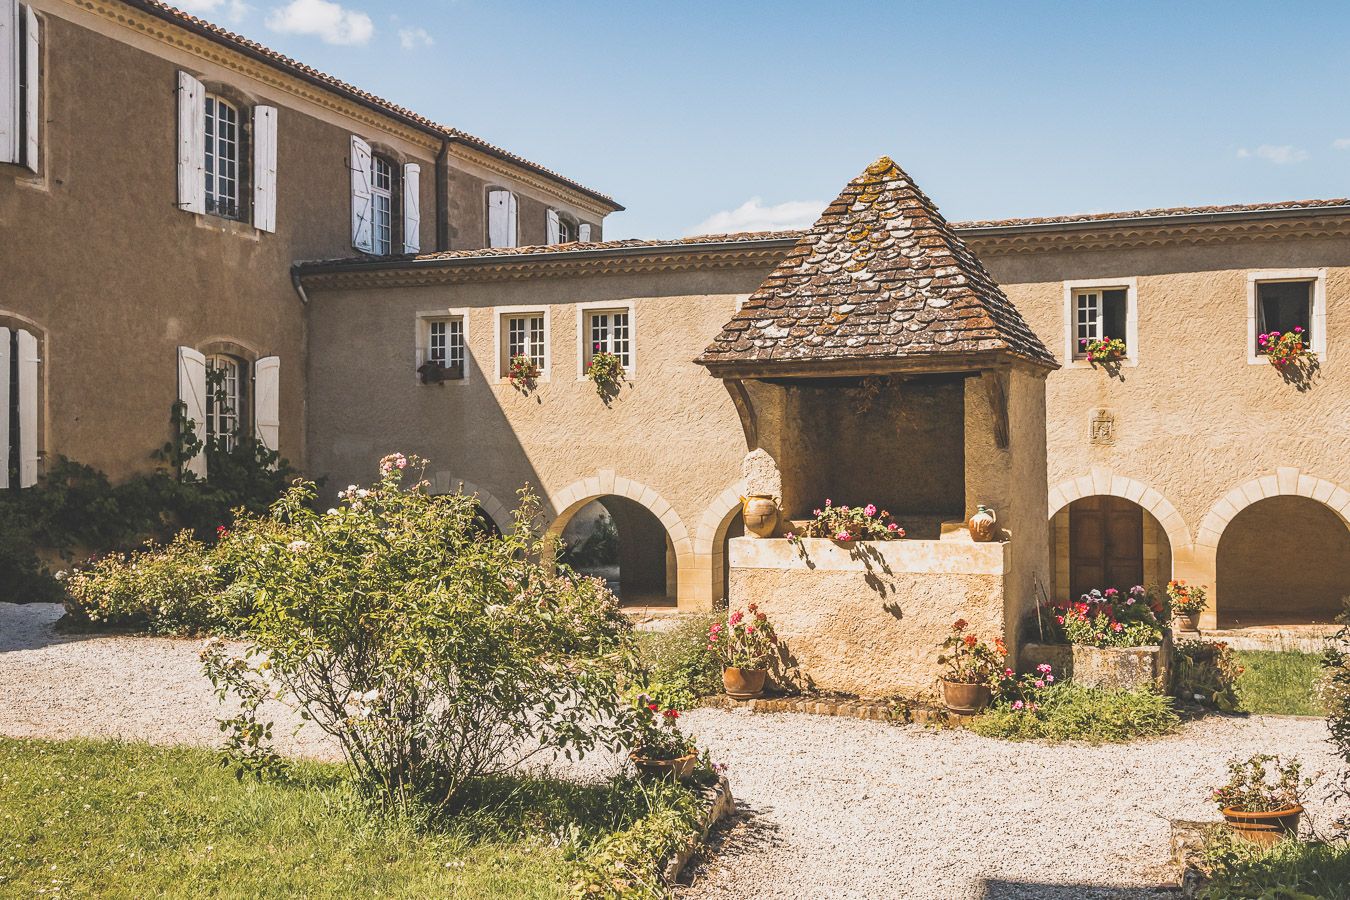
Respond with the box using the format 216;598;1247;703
183;0;1350;239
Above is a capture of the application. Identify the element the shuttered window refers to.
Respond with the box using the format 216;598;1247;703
204;95;240;219
1;2;39;170
205;354;245;451
487;189;518;248
371;155;393;255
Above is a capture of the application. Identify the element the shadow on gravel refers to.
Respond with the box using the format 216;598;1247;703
675;802;785;892
980;880;1178;899
0;603;105;652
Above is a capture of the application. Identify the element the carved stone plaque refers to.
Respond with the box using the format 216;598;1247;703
1089;408;1116;446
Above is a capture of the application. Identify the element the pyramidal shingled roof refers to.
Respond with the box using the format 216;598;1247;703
697;157;1058;374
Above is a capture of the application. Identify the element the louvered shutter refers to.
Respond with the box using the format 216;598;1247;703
177;346;208;479
16;327;37;487
487;189;509;248
176;71;205;214
402;162;420;253
0;327;9;489
546;209;560;244
252;105;277;232
350;135;373;252
578;223;592;242
20;4;34;171
253;356;280;453
0;0;17;165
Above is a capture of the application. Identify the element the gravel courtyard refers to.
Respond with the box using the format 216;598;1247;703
2;602;1345;899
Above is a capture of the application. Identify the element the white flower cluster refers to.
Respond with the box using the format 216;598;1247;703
344;687;381;721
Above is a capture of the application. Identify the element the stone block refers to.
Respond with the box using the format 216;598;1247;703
1020;635;1173;692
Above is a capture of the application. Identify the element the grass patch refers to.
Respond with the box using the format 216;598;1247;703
1234;650;1326;716
635;614;722;709
1199;827;1350;899
0;738;698;899
969;684;1180;743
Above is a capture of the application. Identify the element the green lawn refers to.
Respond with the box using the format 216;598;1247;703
1233;650;1326;716
0;738;674;898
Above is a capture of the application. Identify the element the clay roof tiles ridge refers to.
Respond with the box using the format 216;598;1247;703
696;156;1058;372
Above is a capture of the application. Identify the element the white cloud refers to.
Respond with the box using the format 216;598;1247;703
266;0;373;45
1333;138;1350;151
686;197;824;236
398;26;434;50
176;0;251;23
1236;144;1308;165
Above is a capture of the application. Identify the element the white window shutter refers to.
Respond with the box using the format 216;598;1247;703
350;135;373;252
0;327;9;489
402;162;420;253
176;71;205;214
253;356;280;453
546;208;560;244
487;189;508;248
252;105;277;233
0;0;17;165
506;192;518;247
578;223;592;242
177;346;208;479
19;3;35;171
16;327;37;487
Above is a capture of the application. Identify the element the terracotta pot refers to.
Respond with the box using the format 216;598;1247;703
967;505;997;542
1222;805;1303;846
1174;613;1200;632
941;679;991;715
723;666;768;699
742;495;779;538
630;751;698;781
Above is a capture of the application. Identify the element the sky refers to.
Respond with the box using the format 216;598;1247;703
179;0;1350;240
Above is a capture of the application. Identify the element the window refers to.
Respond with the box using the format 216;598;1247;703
498;311;547;379
371;155;394;255
1072;288;1128;358
205;354;245;450
1256;281;1313;350
426;318;464;375
204;95;240;219
585;310;631;369
558;217;576;243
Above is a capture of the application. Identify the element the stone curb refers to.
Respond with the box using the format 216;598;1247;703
662;775;733;886
696;694;975;727
1171;818;1215;896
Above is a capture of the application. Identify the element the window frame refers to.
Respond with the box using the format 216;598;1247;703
370;154;396;256
1061;277;1139;368
576;300;637;379
203;93;243;221
204;353;247;450
1247;269;1327;365
494;305;551;383
415;309;470;383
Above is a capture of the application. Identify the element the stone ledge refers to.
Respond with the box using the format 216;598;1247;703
663;775;734;886
697;693;974;727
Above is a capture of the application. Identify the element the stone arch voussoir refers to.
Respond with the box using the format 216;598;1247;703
429;471;514;534
544;472;693;561
1048;468;1194;555
1195;468;1350;552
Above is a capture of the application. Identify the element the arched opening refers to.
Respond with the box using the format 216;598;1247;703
470;503;502;539
716;509;744;608
558;495;674;607
1216;495;1350;627
1050;495;1173;601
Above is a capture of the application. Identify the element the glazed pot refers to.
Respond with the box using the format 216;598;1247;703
941;679;992;715
1174;613;1200;632
1221;805;1303;846
742;495;779;538
967;505;997;542
723;666;768;700
630;751;698;781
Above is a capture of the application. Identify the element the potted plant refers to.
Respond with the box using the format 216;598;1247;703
506;354;540;392
1257;327;1313;370
791;499;905;543
416;360;463;384
1037;586;1166;649
1167;579;1208;632
937;619;1005;714
1212;754;1311;845
629;699;697;780
708;604;778;699
586;346;625;398
1081;336;1127;364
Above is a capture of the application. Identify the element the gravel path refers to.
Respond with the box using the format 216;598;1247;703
3;603;1346;899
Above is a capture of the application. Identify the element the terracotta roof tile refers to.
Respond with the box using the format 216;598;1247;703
122;1;620;209
696;157;1057;372
953;197;1350;229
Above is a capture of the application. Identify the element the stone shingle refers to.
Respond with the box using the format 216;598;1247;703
696;157;1058;371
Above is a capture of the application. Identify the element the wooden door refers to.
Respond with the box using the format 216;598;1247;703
1069;496;1144;600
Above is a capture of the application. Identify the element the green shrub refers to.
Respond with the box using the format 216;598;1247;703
635;614;722;709
61;531;245;634
1199;827;1350;899
1175;640;1243;711
970;683;1180;743
1325;596;1350;835
569;780;702;899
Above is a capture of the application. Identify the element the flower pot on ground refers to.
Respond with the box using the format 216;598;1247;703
1166;580;1207;633
629;750;698;781
936;618;1006;714
722;666;767;700
1212;754;1311;846
708;604;779;698
630;700;698;782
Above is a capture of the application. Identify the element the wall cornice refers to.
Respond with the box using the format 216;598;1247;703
960;213;1350;256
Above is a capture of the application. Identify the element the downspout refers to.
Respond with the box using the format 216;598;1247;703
290;266;310;305
435;137;450;252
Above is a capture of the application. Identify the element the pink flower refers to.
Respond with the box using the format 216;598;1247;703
1036;663;1052;675
729;611;743;625
1012;700;1024;711
864;504;877;517
746;625;755;634
887;522;899;532
1034;679;1045;689
1045;674;1054;683
836;531;851;541
1003;667;1014;678
785;531;796;540
824;499;831;506
1112;622;1124;632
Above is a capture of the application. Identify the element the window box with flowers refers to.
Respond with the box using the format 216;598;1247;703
1257;327;1315;370
506;353;540;392
786;499;906;546
1080;336;1127;365
586;346;625;399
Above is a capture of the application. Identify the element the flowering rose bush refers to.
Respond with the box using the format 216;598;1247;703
201;454;642;807
1167;579;1209;618
787;499;905;543
937;618;1006;685
586;347;625;399
1081;336;1127;363
1257;327;1313;369
707;604;778;670
507;354;541;391
1036;585;1166;648
1212;754;1311;813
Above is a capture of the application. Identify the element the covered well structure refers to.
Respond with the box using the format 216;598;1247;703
697;157;1060;697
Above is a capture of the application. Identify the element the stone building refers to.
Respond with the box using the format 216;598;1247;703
5;0;1349;647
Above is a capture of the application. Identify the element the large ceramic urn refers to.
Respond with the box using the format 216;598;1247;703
968;505;997;542
742;495;780;538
